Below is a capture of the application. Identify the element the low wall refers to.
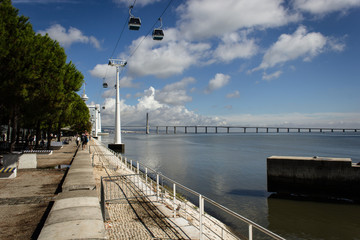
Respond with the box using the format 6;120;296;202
38;148;106;240
267;156;360;199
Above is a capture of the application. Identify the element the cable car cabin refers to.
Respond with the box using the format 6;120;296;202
103;83;108;88
152;29;164;40
128;17;141;30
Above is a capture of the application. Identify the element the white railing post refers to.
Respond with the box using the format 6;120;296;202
249;224;253;240
137;161;139;174
156;174;159;201
130;160;133;171
173;183;176;218
145;168;148;195
199;194;204;240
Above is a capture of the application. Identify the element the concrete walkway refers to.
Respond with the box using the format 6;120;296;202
90;140;200;240
0;139;78;239
38;143;106;240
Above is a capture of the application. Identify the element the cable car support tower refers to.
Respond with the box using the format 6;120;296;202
108;59;127;153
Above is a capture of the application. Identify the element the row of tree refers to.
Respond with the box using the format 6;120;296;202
0;0;91;151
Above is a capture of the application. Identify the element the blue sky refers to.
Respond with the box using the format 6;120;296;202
13;0;360;127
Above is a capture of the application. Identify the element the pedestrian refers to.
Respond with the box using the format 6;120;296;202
81;134;88;150
76;135;80;146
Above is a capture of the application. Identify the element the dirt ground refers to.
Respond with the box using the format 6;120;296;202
0;140;78;240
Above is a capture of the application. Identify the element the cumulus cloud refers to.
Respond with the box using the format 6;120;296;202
223;112;360;128
100;86;225;126
112;0;161;7
126;28;211;78
205;73;230;93
38;24;101;49
89;64;138;90
156;77;196;106
253;25;344;71
177;0;300;40
214;31;258;62
293;0;360;15
226;90;240;98
13;0;77;3
262;70;283;81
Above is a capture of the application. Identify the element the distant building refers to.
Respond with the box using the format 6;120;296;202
81;86;102;137
88;104;101;137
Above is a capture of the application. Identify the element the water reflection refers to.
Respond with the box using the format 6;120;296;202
228;189;270;198
267;196;360;240
101;133;360;239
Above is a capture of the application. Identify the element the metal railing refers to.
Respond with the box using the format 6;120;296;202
92;139;285;240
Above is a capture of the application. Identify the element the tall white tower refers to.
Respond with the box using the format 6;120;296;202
81;83;88;102
107;59;127;153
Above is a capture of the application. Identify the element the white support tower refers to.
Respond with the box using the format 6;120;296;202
107;59;127;153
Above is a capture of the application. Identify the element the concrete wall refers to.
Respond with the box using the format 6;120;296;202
267;156;360;199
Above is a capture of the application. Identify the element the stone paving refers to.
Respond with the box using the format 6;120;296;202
0;140;77;239
90;141;190;240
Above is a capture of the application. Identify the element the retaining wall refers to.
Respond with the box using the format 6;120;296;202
267;156;360;199
38;148;106;240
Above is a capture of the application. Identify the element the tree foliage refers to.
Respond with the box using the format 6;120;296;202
0;0;91;151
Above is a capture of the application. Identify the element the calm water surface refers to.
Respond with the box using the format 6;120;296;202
101;132;360;240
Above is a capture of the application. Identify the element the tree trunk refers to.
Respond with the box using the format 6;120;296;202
46;122;52;150
16;124;21;144
9;107;18;153
35;120;41;148
7;119;11;142
57;121;61;142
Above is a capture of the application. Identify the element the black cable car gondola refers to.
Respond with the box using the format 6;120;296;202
128;6;141;30
103;78;108;88
152;29;164;40
152;18;164;40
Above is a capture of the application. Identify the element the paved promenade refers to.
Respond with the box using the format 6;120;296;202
90;140;197;239
0;139;198;239
0;138;234;239
0;140;78;239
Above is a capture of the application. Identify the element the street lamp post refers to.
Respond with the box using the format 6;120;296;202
107;59;127;153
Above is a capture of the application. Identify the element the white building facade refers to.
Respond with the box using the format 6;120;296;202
88;104;102;137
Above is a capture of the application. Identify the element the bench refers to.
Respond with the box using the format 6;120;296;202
22;150;53;155
0;167;17;179
0;167;16;173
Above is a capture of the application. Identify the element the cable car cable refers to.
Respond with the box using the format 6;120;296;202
127;0;174;60
102;0;137;84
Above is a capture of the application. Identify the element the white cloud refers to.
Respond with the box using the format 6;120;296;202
112;0;161;7
89;64;138;90
177;0;300;40
38;24;101;49
205;73;230;93
156;77;196;106
226;90;240;98
293;0;360;15
13;0;77;3
126;28;211;78
254;26;330;71
262;70;283;81
214;31;258;62
100;86;225;126
223;112;360;128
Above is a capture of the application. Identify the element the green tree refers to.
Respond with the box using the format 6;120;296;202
54;62;85;141
0;0;91;151
0;0;36;151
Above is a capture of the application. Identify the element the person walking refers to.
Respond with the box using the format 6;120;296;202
76;135;80;146
81;132;89;150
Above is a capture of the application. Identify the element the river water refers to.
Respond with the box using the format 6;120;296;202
100;132;360;240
